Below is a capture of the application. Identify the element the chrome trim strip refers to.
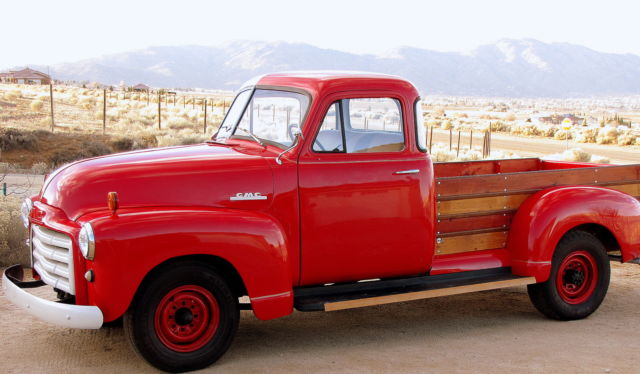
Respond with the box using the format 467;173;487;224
250;291;292;301
394;169;420;175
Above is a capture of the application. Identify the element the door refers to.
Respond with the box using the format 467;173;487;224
298;94;431;285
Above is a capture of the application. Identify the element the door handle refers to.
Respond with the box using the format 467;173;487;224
393;169;420;175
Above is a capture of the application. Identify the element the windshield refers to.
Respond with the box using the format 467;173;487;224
215;88;310;148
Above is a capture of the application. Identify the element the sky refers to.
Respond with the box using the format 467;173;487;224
2;0;639;69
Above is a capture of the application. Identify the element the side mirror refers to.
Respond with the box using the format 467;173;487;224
277;126;304;165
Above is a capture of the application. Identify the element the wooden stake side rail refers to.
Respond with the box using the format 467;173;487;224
436;164;640;199
433;163;640;256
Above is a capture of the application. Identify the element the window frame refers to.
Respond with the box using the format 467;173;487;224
312;101;347;153
414;97;428;153
311;96;406;155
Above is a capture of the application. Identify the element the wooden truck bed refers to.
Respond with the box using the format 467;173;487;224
433;158;640;257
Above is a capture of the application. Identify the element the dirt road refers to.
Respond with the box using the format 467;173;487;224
1;262;639;373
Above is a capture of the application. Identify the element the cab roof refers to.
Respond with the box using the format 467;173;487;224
248;71;420;100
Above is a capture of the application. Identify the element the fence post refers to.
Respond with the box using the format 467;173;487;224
449;128;453;151
49;83;55;131
204;99;208;134
158;93;161;130
469;130;473;149
429;126;433;153
456;131;461;157
103;89;107;135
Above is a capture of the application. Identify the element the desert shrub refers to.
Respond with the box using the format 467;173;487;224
616;129;636;146
595;126;618;144
575;127;598;143
4;90;21;101
553;129;572;140
132;135;158;149
0;129;39;152
490;121;510;132
82;141;113;157
30;100;44;111
179;136;206;145
0;196;29;266
48;141;113;167
111;137;135;152
504;113;517;122
30;162;49;174
167;117;195;130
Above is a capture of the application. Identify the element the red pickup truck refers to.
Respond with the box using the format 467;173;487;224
4;72;640;372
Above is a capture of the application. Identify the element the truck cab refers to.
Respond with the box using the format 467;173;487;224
4;72;640;372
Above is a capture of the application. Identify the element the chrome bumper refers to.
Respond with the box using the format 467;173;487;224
2;265;103;329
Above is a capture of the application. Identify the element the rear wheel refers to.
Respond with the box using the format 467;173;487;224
124;262;239;372
527;230;610;320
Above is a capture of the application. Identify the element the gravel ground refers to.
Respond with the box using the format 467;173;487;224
1;262;639;374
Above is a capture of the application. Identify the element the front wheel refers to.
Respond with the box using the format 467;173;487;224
527;230;610;320
124;262;239;372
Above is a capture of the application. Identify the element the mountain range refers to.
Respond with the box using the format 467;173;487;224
25;39;640;97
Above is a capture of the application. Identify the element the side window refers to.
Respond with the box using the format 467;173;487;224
345;98;404;153
313;102;344;152
312;98;405;154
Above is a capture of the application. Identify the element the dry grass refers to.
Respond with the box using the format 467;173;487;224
0;196;29;266
0;83;231;168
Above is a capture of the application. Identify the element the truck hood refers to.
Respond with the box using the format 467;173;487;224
41;143;274;220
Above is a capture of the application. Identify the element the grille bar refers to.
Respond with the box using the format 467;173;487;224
31;224;75;295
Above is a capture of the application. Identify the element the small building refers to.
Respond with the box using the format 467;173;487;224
3;68;51;85
538;113;583;125
132;83;150;92
0;72;12;83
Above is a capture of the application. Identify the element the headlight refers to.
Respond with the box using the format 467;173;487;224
79;223;96;260
20;198;33;228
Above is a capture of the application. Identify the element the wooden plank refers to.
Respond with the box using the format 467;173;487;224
436;213;513;234
434;158;540;178
436;231;508;255
606;183;640;197
324;276;537;311
436;165;640;198
438;193;530;216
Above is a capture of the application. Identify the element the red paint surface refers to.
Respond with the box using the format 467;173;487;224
509;186;640;281
21;72;640;323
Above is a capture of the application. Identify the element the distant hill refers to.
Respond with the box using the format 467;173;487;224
26;39;640;97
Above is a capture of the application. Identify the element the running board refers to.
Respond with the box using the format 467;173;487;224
294;267;536;312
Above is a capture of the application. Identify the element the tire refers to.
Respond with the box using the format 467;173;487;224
124;261;239;372
527;230;610;320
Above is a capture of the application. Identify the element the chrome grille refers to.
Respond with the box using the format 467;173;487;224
31;224;75;295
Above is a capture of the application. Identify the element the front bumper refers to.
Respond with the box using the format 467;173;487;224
2;265;103;329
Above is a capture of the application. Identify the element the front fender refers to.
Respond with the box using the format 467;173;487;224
82;207;293;322
508;186;640;282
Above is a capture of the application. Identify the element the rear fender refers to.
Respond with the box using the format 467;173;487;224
508;186;640;282
83;207;293;322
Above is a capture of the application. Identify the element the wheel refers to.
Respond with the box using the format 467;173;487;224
124;262;239;372
527;230;610;320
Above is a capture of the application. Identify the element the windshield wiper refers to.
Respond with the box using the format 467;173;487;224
235;127;265;147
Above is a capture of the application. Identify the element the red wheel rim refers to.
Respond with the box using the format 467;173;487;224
555;251;598;304
154;285;220;352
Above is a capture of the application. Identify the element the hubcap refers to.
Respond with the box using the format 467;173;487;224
556;251;598;304
154;285;220;352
